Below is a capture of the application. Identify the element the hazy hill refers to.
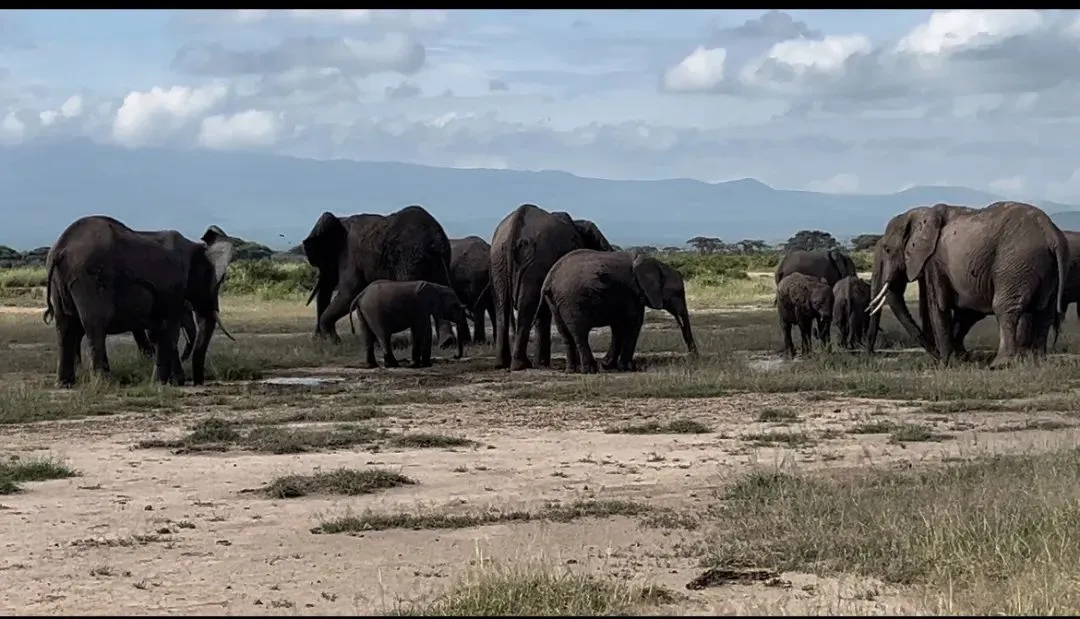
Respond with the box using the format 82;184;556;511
2;139;1078;250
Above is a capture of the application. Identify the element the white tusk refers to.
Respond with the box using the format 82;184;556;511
868;294;888;316
215;311;237;342
867;285;888;310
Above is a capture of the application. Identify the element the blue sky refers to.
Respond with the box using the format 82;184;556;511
3;9;1080;200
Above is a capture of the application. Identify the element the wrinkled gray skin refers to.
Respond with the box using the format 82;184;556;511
541;250;697;374
832;275;871;349
774;249;857;288
350;280;467;369
302;205;467;349
44;216;236;387
489;204;613;371
1057;230;1080;323
866;201;1068;368
449;236;496;345
777;273;833;358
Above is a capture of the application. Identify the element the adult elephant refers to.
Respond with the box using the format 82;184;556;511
77;303;197;368
302;205;468;347
44;216;236;387
490;204;613;370
449;236;496;345
774;248;857;288
866;201;1068;368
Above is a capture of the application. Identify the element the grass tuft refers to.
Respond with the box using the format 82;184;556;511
603;418;712;435
262;468;416;498
0;455;78;494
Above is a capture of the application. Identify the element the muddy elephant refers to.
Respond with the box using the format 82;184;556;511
350;280;467;369
489;204;613;371
832;275;871;349
774;248;857;288
44;216;236;387
866;201;1068;368
449;236;496;345
301;205;468;348
541;249;696;374
777;273;833;357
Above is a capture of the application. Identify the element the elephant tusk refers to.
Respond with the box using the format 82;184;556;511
867;286;888;313
215;311;238;342
305;284;319;307
868;294;888;316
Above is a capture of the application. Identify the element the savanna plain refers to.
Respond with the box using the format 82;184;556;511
5;258;1080;615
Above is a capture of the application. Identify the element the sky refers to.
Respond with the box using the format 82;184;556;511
3;9;1080;200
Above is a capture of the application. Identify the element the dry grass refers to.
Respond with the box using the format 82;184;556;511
260;468;416;498
0;455;78;494
603;418;712;435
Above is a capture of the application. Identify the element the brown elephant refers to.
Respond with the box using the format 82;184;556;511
350;280;467;369
489;204;612;371
866;201;1068;368
832;275;871;349
44;216;236;387
301;205;468;348
541;249;696;373
777;273;833;357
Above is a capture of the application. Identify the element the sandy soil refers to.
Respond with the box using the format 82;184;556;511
2;361;1077;615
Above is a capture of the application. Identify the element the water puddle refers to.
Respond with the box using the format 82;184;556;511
259;376;346;387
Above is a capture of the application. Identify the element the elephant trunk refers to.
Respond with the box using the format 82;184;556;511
866;261;883;353
670;302;697;356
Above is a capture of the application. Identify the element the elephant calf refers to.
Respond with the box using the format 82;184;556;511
350;280;467;369
777;273;833;358
541;249;696;374
832;275;871;349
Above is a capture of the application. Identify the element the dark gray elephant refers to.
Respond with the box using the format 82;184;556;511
541;249;696;374
449;235;496;345
76;303;197;367
301;205;468;348
832;275;871;349
44;216;236;387
774;248;857;288
489;204;613;371
777;273;833;357
350;280;467;369
1057;229;1080;322
866;201;1068;368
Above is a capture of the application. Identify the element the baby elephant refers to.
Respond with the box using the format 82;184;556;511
832;275;871;349
350;280;467;368
542;249;696;374
776;273;833;358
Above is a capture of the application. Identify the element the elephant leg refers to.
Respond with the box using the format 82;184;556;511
317;275;363;343
472;303;487;345
510;288;542;371
817;317;831;351
781;321;796;359
85;325;111;380
990;301;1024;370
133;329;156;358
838;317;850;350
617;311;644;372
574;324;598;374
360;317;379;369
154;320;182;386
494;290;513;369
534;301;553;368
56;315;84;388
601;331;620;371
951;310;982;360
550;308;579;373
797;316;813;356
380;327;400;368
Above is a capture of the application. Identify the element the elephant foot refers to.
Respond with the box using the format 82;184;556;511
438;335;457;350
384;358;400;369
617;360;637;372
582;361;599;374
509;357;532;372
988;354;1017;370
365;361;379;369
56;378;77;389
564;363;580;374
410;360;433;369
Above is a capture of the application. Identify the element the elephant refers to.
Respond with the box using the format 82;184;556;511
489;204;613;371
349;279;467;369
866;201;1068;368
449;236;496;345
74;303;197;368
774;248;858;289
832;275;871;349
777;273;833;358
301;205;468;349
540;249;696;374
44;215;236;387
1056;229;1080;323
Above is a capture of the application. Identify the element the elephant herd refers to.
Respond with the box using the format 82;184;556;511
42;203;698;388
775;200;1080;369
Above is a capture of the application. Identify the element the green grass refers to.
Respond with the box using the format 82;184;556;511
703;447;1080;614
261;468;416;498
387;566;674;616
0;455;78;494
136;417;387;454
603;419;712;435
313;499;653;534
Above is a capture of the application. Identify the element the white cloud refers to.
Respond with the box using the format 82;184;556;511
59;95;83;118
896;10;1044;56
989;175;1027;196
0;110;25;144
198;109;281;150
807;173;859;194
112;83;228;147
662;46;727;92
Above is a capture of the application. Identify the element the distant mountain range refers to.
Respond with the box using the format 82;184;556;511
2;138;1078;250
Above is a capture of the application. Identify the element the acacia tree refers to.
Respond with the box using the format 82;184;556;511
686;236;724;254
850;234;883;251
783;230;839;252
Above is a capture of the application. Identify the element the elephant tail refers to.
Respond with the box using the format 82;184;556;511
42;254;58;324
347;291;363;335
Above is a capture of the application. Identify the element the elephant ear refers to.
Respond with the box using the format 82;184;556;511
202;226;234;292
302;212;346;268
573;219;613;251
632;255;665;309
903;207;943;282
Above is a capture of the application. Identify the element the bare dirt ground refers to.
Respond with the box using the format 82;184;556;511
3;303;1080;615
